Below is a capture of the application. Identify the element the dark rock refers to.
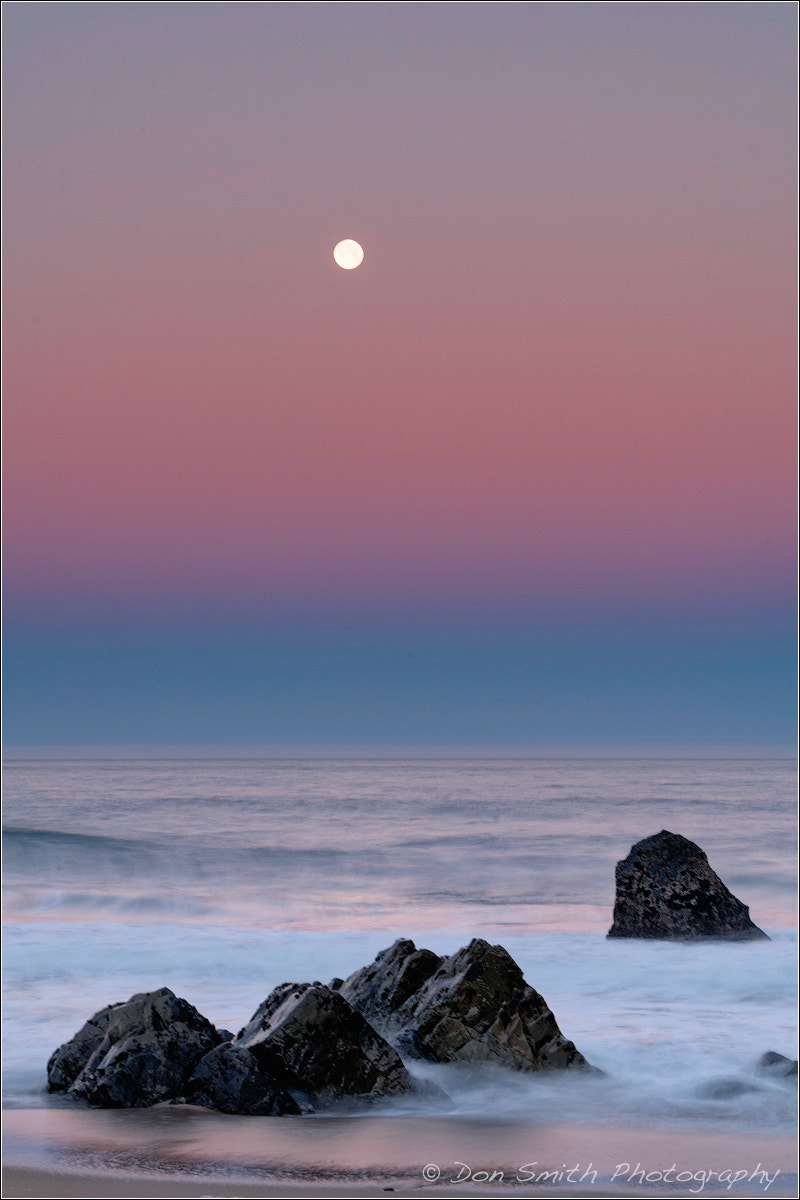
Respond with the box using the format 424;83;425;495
341;938;596;1074
756;1051;798;1083
47;1001;124;1093
395;1028;441;1063
233;982;417;1107
47;988;223;1107
46;940;596;1113
186;1042;300;1115
607;830;769;941
339;939;442;1031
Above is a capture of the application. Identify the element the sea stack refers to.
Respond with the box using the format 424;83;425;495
607;830;769;941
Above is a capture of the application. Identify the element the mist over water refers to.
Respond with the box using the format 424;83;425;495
2;758;797;1138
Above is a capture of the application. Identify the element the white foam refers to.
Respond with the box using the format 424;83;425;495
4;923;796;1134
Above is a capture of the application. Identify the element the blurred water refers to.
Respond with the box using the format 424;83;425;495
2;758;796;930
2;758;797;1136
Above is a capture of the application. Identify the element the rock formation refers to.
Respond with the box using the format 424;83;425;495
339;937;595;1073
47;941;599;1111
47;987;224;1107
190;982;417;1112
607;830;769;941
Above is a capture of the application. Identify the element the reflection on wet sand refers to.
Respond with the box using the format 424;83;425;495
3;1107;797;1197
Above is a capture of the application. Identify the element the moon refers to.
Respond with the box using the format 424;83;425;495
333;239;364;270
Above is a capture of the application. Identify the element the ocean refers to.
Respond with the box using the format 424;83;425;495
2;758;797;1195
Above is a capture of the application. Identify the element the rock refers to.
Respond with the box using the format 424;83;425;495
339;939;442;1032
697;1077;763;1100
607;830;769;941
341;938;596;1073
756;1051;798;1083
47;988;224;1107
231;982;417;1107
186;1042;300;1115
46;942;597;1113
47;1001;124;1093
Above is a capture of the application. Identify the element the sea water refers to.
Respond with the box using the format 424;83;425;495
2;758;797;1141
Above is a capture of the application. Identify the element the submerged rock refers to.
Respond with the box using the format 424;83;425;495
341;937;596;1073
47;988;224;1107
756;1051;798;1083
607;830;769;941
697;1077;764;1100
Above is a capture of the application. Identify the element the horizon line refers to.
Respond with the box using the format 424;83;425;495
3;743;796;762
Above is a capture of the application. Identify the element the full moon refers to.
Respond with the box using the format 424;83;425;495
333;239;364;270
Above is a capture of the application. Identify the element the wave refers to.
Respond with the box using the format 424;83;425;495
415;889;585;906
22;889;214;917
3;827;154;853
3;826;376;863
3;827;376;892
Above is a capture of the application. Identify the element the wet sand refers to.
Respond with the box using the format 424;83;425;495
2;1107;797;1199
2;1168;693;1200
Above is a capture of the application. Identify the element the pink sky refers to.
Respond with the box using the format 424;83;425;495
3;3;795;746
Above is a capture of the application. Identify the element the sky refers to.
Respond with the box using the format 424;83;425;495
3;1;796;754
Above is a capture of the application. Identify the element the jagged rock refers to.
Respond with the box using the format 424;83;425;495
341;938;595;1073
231;982;417;1107
47;988;223;1107
47;1000;123;1092
186;1042;300;1115
339;939;442;1033
756;1051;798;1083
607;830;769;941
46;941;597;1112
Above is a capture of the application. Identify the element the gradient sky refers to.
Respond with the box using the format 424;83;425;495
3;1;796;751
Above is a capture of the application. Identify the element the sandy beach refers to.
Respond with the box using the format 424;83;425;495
3;1107;797;1199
